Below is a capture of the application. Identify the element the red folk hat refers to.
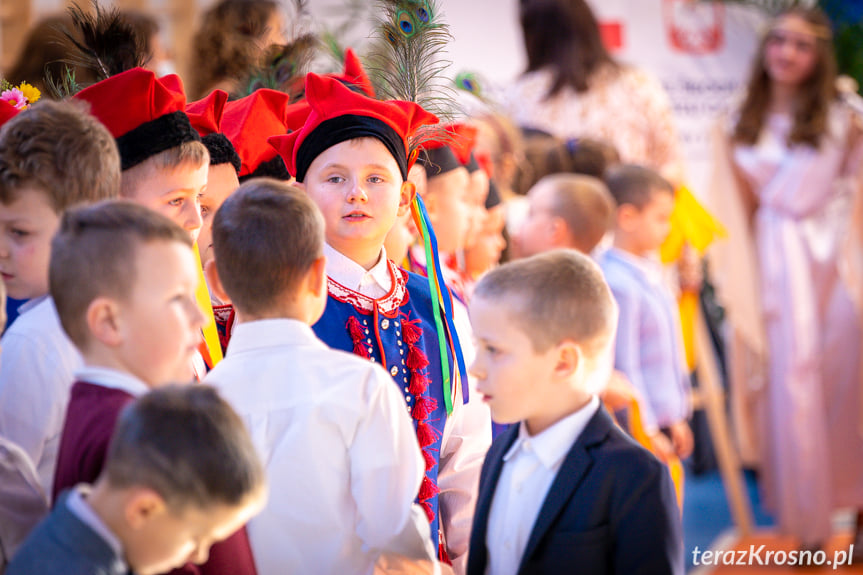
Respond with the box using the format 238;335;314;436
186;89;241;174
221;89;296;180
0;102;20;128
73;67;200;171
338;48;375;98
418;123;478;177
268;72;438;182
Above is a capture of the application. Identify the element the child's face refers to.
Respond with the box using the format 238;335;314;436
515;181;559;258
425;167;472;254
764;15;819;89
465;169;490;249
464;206;507;276
621;190;674;255
468;294;561;428
0;188;60;300
125;162;208;243
127;493;265;575
116;240;204;385
300;138;413;267
197;164;240;270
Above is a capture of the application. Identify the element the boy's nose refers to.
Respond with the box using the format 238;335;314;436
184;201;204;236
346;182;368;203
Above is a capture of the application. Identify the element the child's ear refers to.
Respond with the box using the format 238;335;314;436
86;297;124;347
124;487;167;530
204;259;231;304
397;180;416;217
308;255;327;298
549;216;569;245
553;340;583;381
292;180;305;192
617;205;639;233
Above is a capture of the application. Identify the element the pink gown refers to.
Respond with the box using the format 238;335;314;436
711;100;863;545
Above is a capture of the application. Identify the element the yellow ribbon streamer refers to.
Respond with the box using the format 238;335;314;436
193;246;223;367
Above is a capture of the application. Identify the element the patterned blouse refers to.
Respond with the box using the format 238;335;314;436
503;64;683;178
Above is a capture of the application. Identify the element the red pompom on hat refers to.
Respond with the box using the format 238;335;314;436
186;89;241;174
0;102;20;128
221;89;297;180
268;72;438;182
73;67;200;171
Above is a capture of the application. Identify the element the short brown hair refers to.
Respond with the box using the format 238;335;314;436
212;178;324;316
49;200;193;349
0;99;120;210
105;384;265;511
605;164;674;211
536;174;614;253
474;249;616;352
120;140;209;198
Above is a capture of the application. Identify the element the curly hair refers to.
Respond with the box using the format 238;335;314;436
189;0;281;99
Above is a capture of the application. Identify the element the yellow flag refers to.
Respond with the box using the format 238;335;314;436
193;246;223;367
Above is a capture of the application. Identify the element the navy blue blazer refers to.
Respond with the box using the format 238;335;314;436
7;490;130;575
467;406;683;575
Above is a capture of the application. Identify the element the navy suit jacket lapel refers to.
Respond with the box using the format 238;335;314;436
469;424;520;574
517;407;615;572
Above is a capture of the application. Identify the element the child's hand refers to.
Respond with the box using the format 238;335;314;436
669;421;694;459
649;432;675;464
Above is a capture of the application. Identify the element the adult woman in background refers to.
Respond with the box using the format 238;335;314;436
710;6;863;552
505;0;684;183
188;0;285;99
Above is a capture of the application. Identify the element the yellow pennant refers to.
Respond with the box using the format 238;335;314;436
193;246;223;367
660;185;727;264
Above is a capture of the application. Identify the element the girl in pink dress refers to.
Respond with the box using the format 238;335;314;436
710;7;863;550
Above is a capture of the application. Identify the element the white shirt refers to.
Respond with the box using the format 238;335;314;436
325;244;492;574
205;319;437;575
74;366;151;397
0;297;83;497
485;396;601;575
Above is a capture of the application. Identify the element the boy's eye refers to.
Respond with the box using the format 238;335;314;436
10;228;29;238
168;197;185;207
367;175;384;184
200;205;211;216
326;175;345;184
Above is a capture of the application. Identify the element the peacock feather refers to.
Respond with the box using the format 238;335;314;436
236;34;319;101
366;0;458;148
62;1;149;83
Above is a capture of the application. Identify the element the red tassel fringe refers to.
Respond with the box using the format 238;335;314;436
346;316;370;359
409;370;429;396
423;448;436;471
401;316;422;345
412;395;437;420
416;421;436;448
406;346;430;370
419;475;439;500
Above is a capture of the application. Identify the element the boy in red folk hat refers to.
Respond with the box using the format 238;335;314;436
186;90;242;354
269;73;491;574
71;69;258;575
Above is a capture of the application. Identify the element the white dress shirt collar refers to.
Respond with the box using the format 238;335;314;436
226;318;322;356
16;295;48;316
324;243;393;297
504;395;601;470
66;485;126;563
73;366;150;397
606;247;664;287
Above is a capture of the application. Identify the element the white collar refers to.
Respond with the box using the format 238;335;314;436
73;366;151;397
607;247;665;287
66;485;126;563
226;318;322;355
16;295;48;315
324;243;392;294
504;395;601;470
